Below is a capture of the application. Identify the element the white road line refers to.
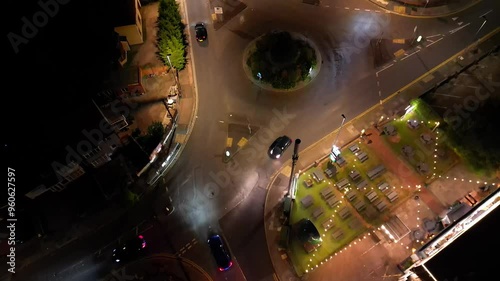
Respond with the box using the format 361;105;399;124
426;34;442;38
355;8;360;11
449;23;470;34
345;7;349;9
400;50;420;61
376;63;394;76
378;91;382;96
365;9;370;11
435;93;461;98
479;10;493;18
425;37;443;47
377;81;380;86
426;39;434;43
375;10;381;13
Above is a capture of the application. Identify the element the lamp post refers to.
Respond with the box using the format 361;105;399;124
286;139;301;197
166;54;179;87
330;114;346;162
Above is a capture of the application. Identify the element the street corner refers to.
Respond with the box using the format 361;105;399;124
103;254;212;281
223;123;260;163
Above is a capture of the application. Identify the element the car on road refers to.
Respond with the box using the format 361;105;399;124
195;23;207;42
112;235;147;263
268;135;292;159
207;234;233;272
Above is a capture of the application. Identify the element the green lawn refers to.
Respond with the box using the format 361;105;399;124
382;110;458;182
288;141;413;276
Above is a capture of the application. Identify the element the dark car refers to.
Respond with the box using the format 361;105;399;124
195;23;207;42
207;234;233;272
268;135;292;159
112;235;147;263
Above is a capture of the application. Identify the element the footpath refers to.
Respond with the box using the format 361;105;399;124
369;0;481;17
264;28;500;281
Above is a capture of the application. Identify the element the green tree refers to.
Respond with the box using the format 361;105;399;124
157;0;186;69
445;97;500;174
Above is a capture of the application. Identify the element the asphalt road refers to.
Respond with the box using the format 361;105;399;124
8;0;499;280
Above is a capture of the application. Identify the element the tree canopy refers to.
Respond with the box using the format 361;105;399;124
157;0;186;70
445;97;500;174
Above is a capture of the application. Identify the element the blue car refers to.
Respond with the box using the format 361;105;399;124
207;234;233;271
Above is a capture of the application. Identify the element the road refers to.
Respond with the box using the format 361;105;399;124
8;0;499;280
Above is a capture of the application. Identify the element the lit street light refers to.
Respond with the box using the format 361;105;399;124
330;114;346;162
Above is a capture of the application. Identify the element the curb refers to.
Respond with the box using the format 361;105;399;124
367;0;482;18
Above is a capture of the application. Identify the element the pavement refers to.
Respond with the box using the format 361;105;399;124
369;0;481;17
264;27;500;281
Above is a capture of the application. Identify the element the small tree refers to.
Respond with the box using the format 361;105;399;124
157;0;186;69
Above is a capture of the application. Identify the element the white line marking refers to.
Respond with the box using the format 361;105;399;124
375;10;381;13
426;39;434;43
376;63;394;76
400;50;421;61
355;8;360;11
426;34;442;38
345;7;349;9
426;37;443;47
377;81;380;86
435;93;461;98
480;10;493;18
325;5;330;7
365;9;371;11
449;23;470;34
378;91;382;96
467;85;481;89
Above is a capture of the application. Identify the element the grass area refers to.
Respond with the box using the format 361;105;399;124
382;109;458;183
288;141;414;276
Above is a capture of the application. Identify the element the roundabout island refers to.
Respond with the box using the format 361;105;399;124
243;31;321;92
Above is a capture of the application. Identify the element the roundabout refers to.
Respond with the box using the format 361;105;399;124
243;30;321;92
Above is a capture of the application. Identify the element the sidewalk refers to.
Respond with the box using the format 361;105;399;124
369;0;480;17
264;28;500;280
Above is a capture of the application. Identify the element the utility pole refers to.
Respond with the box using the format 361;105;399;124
286;139;301;197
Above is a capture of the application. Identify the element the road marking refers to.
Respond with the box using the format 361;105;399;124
479;10;493;18
449;23;470;34
375;10;381;13
435;93;461;98
376;63;394;76
426;34;442;38
365;9;371;11
452;17;458;21
345;7;349;9
425;37;443;47
401;50;420;61
355;8;360;11
377;81;380;86
467;85;481;89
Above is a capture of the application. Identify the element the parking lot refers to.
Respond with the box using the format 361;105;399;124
422;50;500;117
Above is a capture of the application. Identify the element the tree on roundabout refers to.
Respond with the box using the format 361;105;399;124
246;31;318;90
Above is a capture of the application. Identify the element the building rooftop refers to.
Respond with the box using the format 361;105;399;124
421;192;500;281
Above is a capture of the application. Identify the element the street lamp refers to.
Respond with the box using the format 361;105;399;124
330;114;346;162
166;54;179;86
287;139;301;197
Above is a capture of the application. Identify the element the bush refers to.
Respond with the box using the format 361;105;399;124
247;31;317;89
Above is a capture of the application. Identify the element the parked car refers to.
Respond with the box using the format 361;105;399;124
195;23;207;42
112;235;147;263
268;135;292;159
207;234;233;271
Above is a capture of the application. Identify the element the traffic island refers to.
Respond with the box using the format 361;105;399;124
243;31;321;92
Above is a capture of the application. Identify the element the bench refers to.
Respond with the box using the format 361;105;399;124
322;219;335;231
378;182;390;192
367;165;386;180
336;178;350;190
312;168;325;183
365;190;379;203
332;228;345;240
326;196;340;208
357;151;369;163
375;200;387;212
301;195;314;208
349;144;360;153
346;190;357;202
356;180;368;190
349;170;361;181
354;200;366;211
312;207;324;220
339;207;351;219
325;168;336;178
320;187;334;199
386;191;399;202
